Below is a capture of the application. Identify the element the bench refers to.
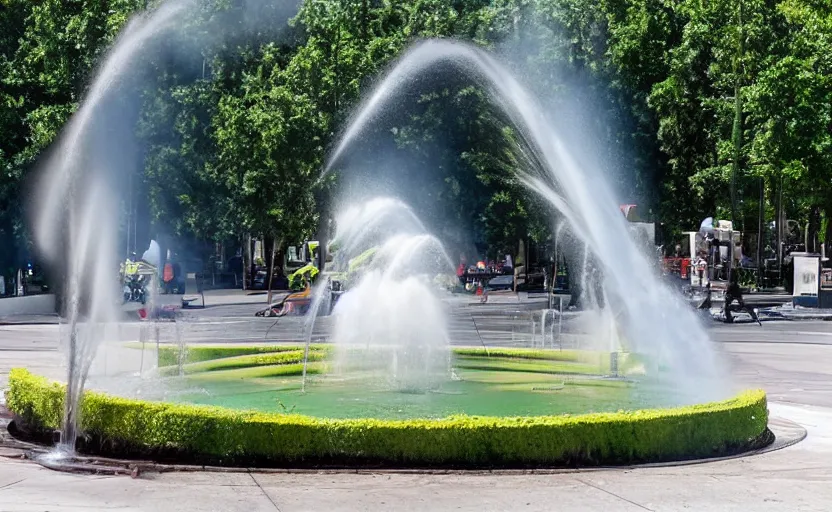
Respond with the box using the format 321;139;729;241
181;272;205;309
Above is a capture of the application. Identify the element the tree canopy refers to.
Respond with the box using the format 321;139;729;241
0;0;829;282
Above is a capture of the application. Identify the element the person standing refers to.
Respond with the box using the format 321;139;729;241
697;283;712;310
695;253;708;287
172;259;182;294
163;261;174;294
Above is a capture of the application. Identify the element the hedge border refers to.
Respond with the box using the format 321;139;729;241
142;344;332;367
157;350;329;376
5;368;769;468
148;344;612;369
142;344;610;380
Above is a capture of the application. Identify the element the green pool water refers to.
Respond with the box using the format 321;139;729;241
171;368;672;420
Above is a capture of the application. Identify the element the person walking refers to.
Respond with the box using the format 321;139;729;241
724;272;761;325
698;282;712;310
695;253;708;287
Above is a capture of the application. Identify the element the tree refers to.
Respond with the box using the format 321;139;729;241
746;0;832;250
0;0;142;286
213;42;324;294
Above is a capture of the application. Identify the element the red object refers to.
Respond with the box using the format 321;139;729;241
457;264;465;277
475;286;483;296
619;204;638;220
137;305;179;321
163;263;174;283
681;258;691;279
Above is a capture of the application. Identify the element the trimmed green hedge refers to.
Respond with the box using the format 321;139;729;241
453;347;586;362
148;344;331;367
152;345;594;369
5;368;769;467
152;345;619;377
157;350;329;376
453;356;602;375
152;345;591;368
186;362;327;381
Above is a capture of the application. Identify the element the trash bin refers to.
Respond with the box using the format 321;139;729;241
819;290;832;309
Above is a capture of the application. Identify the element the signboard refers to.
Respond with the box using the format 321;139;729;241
793;255;820;297
821;269;832;308
822;269;832;290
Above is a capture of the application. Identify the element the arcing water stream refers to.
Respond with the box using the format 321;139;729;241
325;40;727;402
32;1;190;454
300;198;455;393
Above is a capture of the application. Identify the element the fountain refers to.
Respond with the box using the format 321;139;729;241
299;197;431;389
299;198;454;393
31;1;190;453
331;231;455;393
325;39;727;403
8;29;768;468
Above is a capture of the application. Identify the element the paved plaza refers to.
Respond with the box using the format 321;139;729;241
0;291;831;511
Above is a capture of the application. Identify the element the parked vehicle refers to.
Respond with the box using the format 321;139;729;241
123;273;147;304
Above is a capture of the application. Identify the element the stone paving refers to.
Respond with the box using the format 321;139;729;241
0;295;831;511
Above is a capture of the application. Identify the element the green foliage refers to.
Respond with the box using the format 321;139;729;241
146;344;636;380
288;263;320;291
454;356;605;376
453;347;586;362
155;344;598;367
149;343;332;367
0;0;142;281
2;0;831;271
157;349;329;376
6;368;769;466
186;362;327;380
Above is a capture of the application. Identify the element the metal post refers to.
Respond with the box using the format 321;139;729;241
728;230;734;285
776;174;783;277
558;296;563;349
139;324;146;375
154;323;160;362
609;352;619;378
757;177;764;288
552;234;558;308
530;316;536;348
126;172;132;258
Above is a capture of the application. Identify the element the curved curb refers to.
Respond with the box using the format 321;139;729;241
5;368;769;469
608;415;805;470
2;416;800;477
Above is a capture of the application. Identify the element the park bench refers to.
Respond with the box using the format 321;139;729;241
181;272;205;309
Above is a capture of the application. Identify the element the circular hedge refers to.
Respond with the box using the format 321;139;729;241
5;367;768;468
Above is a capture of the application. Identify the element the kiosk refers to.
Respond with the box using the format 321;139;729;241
821;267;832;308
791;253;820;307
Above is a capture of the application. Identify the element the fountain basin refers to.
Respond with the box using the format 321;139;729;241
147;344;659;418
160;348;653;419
5;347;769;467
